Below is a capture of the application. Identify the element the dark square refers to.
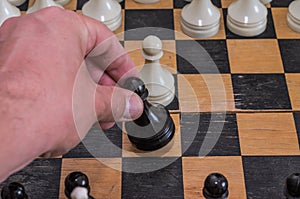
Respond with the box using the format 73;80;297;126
243;156;300;199
223;9;276;39
63;123;122;158
17;0;29;11
232;74;291;110
271;0;293;7
76;0;89;10
122;157;184;199
181;113;240;156
279;40;300;73
293;112;300;148
0;158;62;199
166;75;179;111
124;10;174;40
173;0;221;8
176;40;230;74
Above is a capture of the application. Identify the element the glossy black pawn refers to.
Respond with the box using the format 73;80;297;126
203;173;229;199
1;182;28;199
123;77;175;151
284;173;300;199
64;171;95;199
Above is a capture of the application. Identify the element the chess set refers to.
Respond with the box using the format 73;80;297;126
0;0;300;198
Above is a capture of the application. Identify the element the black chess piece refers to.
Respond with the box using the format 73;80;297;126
203;173;229;199
64;171;95;199
284;173;300;199
123;77;175;151
1;182;28;199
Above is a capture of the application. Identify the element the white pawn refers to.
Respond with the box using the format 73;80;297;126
260;0;272;4
287;0;300;33
8;0;26;6
26;0;63;14
227;0;268;37
140;35;175;106
0;0;20;26
82;0;122;32
54;0;71;6
133;0;160;3
181;0;221;38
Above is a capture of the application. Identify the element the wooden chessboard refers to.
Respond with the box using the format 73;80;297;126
1;0;300;198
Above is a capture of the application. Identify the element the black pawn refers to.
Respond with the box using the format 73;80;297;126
1;182;28;199
203;173;229;199
123;77;175;151
64;171;95;199
284;173;300;199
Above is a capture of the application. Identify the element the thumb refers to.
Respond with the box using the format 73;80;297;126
95;85;143;122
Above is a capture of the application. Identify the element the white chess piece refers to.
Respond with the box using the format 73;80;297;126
54;0;71;6
181;0;221;38
133;0;160;3
227;0;268;37
70;187;89;199
287;0;300;33
140;36;175;106
26;0;63;14
8;0;26;6
260;0;272;4
82;0;122;31
0;0;20;26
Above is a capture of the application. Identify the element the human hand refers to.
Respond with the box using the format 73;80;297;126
0;7;143;181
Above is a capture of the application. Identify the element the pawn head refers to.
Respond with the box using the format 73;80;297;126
142;35;163;60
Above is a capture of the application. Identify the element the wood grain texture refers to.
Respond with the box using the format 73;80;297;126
286;74;300;111
272;8;300;39
59;158;121;199
227;39;284;74
178;74;235;112
237;113;300;155
182;156;246;199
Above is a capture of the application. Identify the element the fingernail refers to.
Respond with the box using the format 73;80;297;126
125;94;143;120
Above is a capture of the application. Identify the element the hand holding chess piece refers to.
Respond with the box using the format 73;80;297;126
123;77;175;151
0;7;142;182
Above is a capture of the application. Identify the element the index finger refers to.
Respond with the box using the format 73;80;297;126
79;14;139;84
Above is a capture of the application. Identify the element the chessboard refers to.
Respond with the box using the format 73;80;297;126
1;0;300;198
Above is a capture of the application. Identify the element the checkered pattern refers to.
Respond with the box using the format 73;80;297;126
1;0;300;198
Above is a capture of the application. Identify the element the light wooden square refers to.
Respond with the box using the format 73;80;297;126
178;74;235;112
286;74;300;111
227;39;284;73
125;0;173;9
237;113;300;156
122;114;181;157
182;156;246;199
272;8;300;39
174;9;226;40
124;40;177;73
59;158;121;199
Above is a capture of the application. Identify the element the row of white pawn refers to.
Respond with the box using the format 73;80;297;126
1;0;300;36
0;0;125;30
181;0;300;37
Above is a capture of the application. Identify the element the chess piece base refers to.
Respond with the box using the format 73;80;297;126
125;104;175;151
227;16;267;37
287;0;300;33
181;18;220;38
82;0;122;31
